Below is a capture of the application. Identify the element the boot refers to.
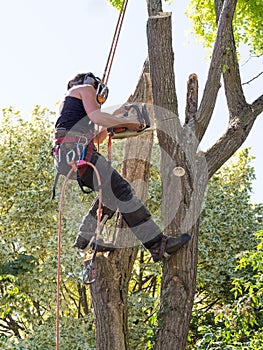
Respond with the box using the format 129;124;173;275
74;234;115;253
148;233;191;262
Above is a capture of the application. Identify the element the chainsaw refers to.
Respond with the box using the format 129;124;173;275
108;103;151;139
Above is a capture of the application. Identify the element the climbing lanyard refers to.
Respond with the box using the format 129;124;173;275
96;0;129;104
56;2;130;348
56;157;103;350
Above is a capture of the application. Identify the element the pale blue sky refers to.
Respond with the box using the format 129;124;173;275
0;0;262;202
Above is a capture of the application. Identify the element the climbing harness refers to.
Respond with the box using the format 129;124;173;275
52;131;95;198
96;0;129;105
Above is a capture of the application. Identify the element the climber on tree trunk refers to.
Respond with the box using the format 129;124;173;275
53;72;191;262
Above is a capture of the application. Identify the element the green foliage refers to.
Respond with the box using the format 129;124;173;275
187;0;263;55
197;149;262;303
128;248;162;349
0;316;96;350
107;0;122;11
189;230;263;349
0;107;95;348
232;230;263;318
188;149;263;349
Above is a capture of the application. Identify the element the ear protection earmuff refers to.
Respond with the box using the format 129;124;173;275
83;73;101;89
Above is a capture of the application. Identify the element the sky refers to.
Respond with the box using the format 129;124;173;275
0;0;262;203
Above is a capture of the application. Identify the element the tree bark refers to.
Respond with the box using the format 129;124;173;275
90;63;154;350
147;12;206;350
146;0;263;349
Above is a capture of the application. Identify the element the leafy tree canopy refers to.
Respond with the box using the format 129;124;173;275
197;148;263;303
187;0;263;55
108;0;263;55
191;230;263;349
0;107;95;349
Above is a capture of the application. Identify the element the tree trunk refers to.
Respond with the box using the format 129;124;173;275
90;63;154;350
146;12;207;349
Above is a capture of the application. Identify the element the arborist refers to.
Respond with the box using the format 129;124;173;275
52;72;190;262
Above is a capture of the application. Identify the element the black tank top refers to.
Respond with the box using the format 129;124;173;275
55;96;95;134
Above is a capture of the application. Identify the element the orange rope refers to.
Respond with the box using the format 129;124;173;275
56;168;74;350
56;162;102;350
56;1;129;345
107;132;112;162
101;0;129;85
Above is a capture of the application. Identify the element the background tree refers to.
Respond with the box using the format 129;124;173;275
190;230;263;349
197;149;262;303
1;0;262;348
0;108;96;349
187;0;263;55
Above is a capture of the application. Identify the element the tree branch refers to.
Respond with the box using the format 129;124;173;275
242;71;263;86
222;21;247;117
251;94;263;116
205;107;257;178
193;0;238;142
204;1;263;177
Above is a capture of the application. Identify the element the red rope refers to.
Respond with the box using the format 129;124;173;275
56;168;74;350
100;0;129;85
56;162;102;350
56;1;129;345
107;132;112;162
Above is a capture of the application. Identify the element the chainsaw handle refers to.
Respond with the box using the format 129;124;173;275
124;103;142;121
123;103;150;128
141;103;150;128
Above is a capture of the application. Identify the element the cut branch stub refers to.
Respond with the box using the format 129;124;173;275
185;73;199;125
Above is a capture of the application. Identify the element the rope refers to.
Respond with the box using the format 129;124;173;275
56;168;74;350
56;1;129;346
101;0;129;85
56;162;102;350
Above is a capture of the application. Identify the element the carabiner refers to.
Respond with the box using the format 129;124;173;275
78;135;88;146
66;149;76;164
83;262;96;284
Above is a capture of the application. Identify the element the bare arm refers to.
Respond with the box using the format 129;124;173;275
72;85;140;130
